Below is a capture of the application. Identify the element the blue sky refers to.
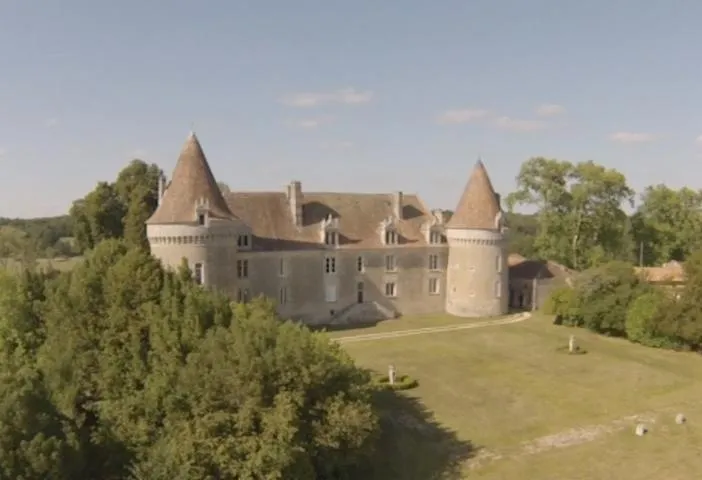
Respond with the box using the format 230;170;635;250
1;0;701;218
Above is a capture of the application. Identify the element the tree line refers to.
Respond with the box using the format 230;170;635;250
505;157;702;269
3;155;701;272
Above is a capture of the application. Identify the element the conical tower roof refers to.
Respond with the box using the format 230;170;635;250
146;132;236;224
447;159;502;230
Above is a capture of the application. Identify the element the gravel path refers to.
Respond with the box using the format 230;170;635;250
334;311;532;344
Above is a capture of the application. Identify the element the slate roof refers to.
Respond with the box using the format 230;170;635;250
223;191;440;250
147;133;237;224
447;159;502;230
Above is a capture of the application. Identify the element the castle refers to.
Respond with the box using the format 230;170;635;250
146;132;510;324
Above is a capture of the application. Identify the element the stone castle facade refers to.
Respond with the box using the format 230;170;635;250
146;133;509;324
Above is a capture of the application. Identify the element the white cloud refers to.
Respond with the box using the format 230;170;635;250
610;132;658;143
288;116;335;129
281;88;373;107
45;118;58;127
435;109;490;124
0;147;6;157
493;116;546;132
695;134;702;144
535;104;566;117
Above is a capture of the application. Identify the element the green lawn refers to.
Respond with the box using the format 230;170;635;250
336;313;702;479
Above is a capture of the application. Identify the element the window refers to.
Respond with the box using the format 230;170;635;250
385;255;396;272
429;230;444;244
193;262;204;285
237;234;250;248
279;287;288;305
324;256;337;274
356;256;364;273
429;254;439;271
384;282;397;297
325;284;338;303
237;259;249;278
495;280;502;298
237;288;250;303
197;213;206;226
429;278;440;295
496;255;502;273
356;282;364;303
279;258;286;277
324;230;339;246
384;229;398;245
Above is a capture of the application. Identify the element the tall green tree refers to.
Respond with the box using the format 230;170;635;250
69;160;162;253
0;238;380;478
506;157;634;269
631;185;702;266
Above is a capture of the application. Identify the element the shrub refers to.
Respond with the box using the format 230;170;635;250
571;261;652;336
543;285;579;325
371;373;419;391
625;289;678;348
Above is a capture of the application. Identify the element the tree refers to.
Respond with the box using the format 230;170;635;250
69;183;125;252
217;181;231;194
652;249;702;349
0;226;37;268
69;160;162;253
631;185;702;266
506;157;634;270
625;289;674;348
0;215;74;259
552;261;651;336
0;238;380;478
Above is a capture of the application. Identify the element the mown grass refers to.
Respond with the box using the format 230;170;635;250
337;313;702;479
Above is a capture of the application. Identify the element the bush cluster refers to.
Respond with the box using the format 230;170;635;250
545;253;702;351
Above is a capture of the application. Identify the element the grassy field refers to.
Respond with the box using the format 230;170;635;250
336;313;702;479
0;256;83;272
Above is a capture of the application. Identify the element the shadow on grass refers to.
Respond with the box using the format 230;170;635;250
357;389;479;480
310;320;382;333
311;317;405;333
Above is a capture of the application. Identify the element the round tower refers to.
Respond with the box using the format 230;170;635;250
146;132;244;295
445;159;508;317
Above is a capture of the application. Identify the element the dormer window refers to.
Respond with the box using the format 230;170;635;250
237;234;250;248
429;230;444;244
423;212;446;244
379;217;399;246
195;197;211;226
320;214;340;248
324;231;339;246
385;229;398;245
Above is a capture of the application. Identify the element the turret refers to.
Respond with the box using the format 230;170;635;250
445;159;508;317
146;132;242;293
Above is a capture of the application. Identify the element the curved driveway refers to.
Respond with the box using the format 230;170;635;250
334;311;532;344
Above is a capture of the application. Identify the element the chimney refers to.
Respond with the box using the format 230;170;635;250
287;181;303;227
157;173;166;206
393;191;403;220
